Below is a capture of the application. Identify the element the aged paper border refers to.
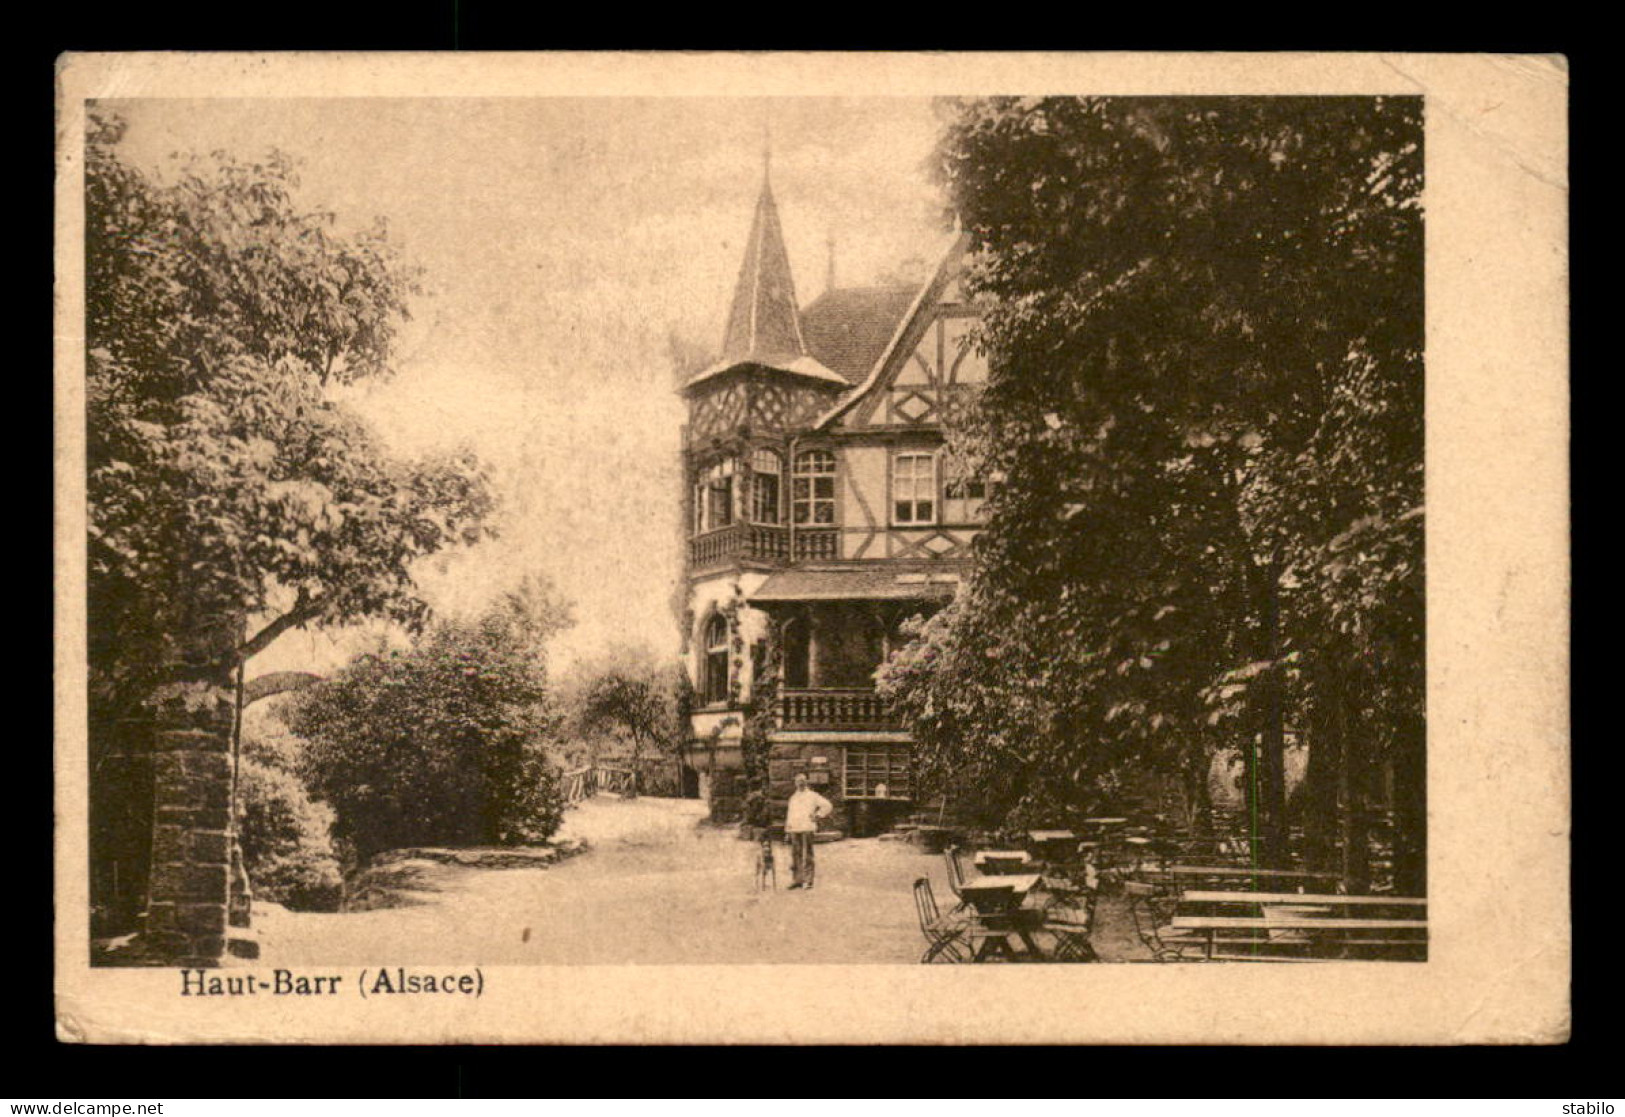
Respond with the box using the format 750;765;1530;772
53;51;1570;1045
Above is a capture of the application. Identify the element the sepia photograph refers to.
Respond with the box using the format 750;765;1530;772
55;52;1567;1044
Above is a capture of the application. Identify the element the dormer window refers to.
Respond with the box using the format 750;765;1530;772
749;449;782;525
892;451;936;525
793;450;836;525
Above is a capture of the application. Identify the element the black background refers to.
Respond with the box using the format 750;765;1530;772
28;7;1595;1096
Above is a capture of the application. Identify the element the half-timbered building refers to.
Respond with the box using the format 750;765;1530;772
680;168;990;833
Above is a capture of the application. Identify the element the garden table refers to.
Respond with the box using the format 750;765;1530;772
1136;865;1343;895
1027;830;1077;843
974;850;1034;875
1027;830;1080;863
958;875;1049;961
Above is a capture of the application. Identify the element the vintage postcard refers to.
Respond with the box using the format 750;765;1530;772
54;52;1569;1044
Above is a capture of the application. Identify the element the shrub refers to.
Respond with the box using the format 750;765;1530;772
238;755;344;911
287;584;572;860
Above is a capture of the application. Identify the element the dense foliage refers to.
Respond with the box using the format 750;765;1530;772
882;97;1424;886
567;644;686;796
288;580;573;861
237;758;345;912
85;109;496;723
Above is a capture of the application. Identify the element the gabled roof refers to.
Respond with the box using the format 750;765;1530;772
814;233;970;430
800;286;920;386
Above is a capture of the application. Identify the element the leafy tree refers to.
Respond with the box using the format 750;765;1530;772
570;644;685;797
884;97;1423;885
288;578;574;860
86;108;496;728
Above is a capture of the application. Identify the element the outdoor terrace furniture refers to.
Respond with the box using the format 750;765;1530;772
1026;829;1081;864
1159;890;1428;962
1124;880;1192;962
957;874;1049;962
1027;829;1078;844
973;850;1035;875
1133;865;1344;892
1167;911;1428;962
1157;835;1258;864
942;846;973;912
1037;888;1098;962
913;877;968;964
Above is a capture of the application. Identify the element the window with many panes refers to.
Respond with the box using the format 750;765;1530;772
749;449;781;525
703;613;730;705
694;458;736;533
792;449;836;525
844;745;911;800
892;451;936;525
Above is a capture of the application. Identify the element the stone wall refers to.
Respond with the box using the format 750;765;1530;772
707;768;746;824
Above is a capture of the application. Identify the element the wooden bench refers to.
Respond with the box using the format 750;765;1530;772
1161;891;1428;962
1134;865;1345;891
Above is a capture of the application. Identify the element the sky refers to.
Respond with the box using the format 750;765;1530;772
108;97;949;675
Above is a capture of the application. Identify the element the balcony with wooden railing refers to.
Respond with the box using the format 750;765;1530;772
792;527;838;561
688;524;841;568
689;523;787;568
778;687;901;730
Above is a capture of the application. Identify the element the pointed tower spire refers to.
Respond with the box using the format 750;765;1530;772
719;165;807;364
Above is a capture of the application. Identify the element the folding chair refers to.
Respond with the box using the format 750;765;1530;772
1125;880;1194;962
941;845;973;914
913;877;967;963
1041;888;1099;962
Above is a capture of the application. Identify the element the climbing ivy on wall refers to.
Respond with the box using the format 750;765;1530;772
740;632;781;803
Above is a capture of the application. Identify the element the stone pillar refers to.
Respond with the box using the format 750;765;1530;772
136;618;239;967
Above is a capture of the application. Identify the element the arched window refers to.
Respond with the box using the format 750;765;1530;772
792;449;836;525
703;613;730;705
749;449;782;525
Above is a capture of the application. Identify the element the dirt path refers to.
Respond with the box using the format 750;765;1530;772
254;795;1147;965
254;796;926;965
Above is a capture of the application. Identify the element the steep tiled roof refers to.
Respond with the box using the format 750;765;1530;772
719;176;806;365
800;285;920;385
685;174;849;392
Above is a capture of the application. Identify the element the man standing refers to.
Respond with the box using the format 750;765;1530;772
785;772;833;890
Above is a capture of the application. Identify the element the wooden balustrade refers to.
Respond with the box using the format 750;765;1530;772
792;528;838;561
689;524;840;567
690;523;792;567
779;687;899;729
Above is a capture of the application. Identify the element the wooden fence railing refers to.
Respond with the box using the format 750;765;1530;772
561;764;641;806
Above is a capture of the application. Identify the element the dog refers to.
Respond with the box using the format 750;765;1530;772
754;835;777;891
